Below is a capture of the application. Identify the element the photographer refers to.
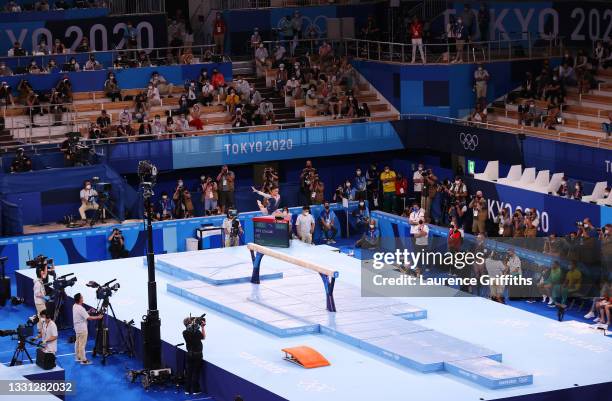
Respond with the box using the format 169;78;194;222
420;169;438;221
299;160;316;205
108;228;127;259
72;293;103;365
79;180;99;222
523;208;539;238
217;165;235;214
468;190;488;235
199;176;218;216
183;316;206;395
222;209;243;247
173;179;194;219
157;192;175;220
10;148;32;173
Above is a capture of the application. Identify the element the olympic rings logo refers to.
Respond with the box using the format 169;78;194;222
459;132;479;151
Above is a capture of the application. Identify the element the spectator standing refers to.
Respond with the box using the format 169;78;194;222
474;64;489;101
157;192;174;220
295;206;315;244
212;12;226;55
395;172;408;212
478;4;490;41
320;201;337;244
354;168;367;201
200;176;218;215
453;18;467;63
299;160;316;205
410;16;426;64
217;165;235;213
413;163;424;206
366;164;380;209
380;166;396;213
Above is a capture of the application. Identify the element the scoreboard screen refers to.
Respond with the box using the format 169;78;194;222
253;217;290;248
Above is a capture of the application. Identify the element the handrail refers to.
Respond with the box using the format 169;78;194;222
210;0;384;10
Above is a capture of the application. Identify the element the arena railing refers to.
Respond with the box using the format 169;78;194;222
209;0;383;10
109;0;165;15
258;35;563;64
0;44;225;68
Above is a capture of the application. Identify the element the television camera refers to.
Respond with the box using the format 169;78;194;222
0;315;41;366
86;279;120;304
62;132;94;166
138;160;158;199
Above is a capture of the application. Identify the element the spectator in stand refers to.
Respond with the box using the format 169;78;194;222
602;111;612;137
137;51;152;67
201;80;214;106
52;39;65;54
468;190;487;234
76;37;90;53
470;103;487;123
290;11;303;56
175;114;190;133
186;80;198;106
461;3;475;36
84;54;101;71
138;120;154;140
0;61;13;77
593;40;606;69
255;43;270;77
250;28;261;51
520;72;535;99
556;177;569;197
27;59;44;74
410;16;425;64
150;72;174;98
0;81;14;106
63;57;80;72
446;15;457;49
452;17;467;63
318;41;333;63
47;58;58;71
518;99;540;127
571;181;583;200
96;109;111;136
5;1;21;12
152;115;164;136
558;62;576;87
104;72;122;102
225;88;240;114
319;201;337;244
380;165;396;213
56;76;73;103
474;64;489;101
512;209;525;238
258;97;275;124
361;14;380;41
231;107;248;128
211;68;226;102
146;83;161;108
157;192;175;220
34;40;49;55
295;206;315;244
544;75;562;105
542;104;561;129
478;4;490;41
328;91;341;119
124;21;138;50
496;208;513;237
212;12;226;55
7;41;26;57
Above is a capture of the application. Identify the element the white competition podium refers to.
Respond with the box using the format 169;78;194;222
547;172;565;194
474;160;499;182
526;170;550;193
497;165;522;186
582;181;608;203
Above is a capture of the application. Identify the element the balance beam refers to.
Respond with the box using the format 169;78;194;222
246;243;339;312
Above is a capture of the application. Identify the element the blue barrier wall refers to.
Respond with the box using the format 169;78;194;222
353;58;557;117
1;62;232;94
0;202;362;277
0;8;108;23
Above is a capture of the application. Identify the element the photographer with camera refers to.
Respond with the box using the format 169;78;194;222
299;160;316;205
217;165;235;214
222;209;243;247
173;179;194;219
523;208;539;239
72;292;103;365
108;228;127;259
199;175;218;216
468;190;488;235
10;148;32;173
420;168;438;221
157;191;175;220
183;315;206;395
79;180;99;222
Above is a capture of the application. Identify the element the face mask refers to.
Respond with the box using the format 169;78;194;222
178;181;183;186
455;180;460;184
575;185;579;190
369;225;375;229
346;182;350;187
384;168;389;172
200;176;205;181
86;184;91;190
356;170;361;176
162;196;167;200
418;166;423;171
302;211;308;215
561;180;567;185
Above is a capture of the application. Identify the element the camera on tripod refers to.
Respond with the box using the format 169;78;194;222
0;315;39;339
138;160;158;199
64;132;93;166
87;279;120;301
51;273;77;292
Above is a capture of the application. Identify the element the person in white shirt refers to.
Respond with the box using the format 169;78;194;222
295;206;315;244
33;268;48;332
408;203;425;234
146;84;161;108
474;64;490;100
412;163;424;205
505;249;522;300
72;293;103;364
119;108;132;125
38;309;58;355
414;220;429;248
151;115;164;136
79;180;99;221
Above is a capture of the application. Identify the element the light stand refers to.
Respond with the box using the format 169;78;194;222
138;161;162;370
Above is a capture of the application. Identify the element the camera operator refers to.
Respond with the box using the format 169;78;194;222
449;176;468;204
10;148;32;173
262;167;279;193
523;208;539;239
183;316;206;395
72;293;103;364
33;267;49;332
108;228;127;259
222;209;243;247
37;309;58;357
420;168;438;221
577;218;599;265
173;179;194;219
468;190;488;235
79;180;99;222
299;160;316;205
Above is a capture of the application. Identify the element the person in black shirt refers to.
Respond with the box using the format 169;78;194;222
108;228;127;259
10;148;32;173
182;317;206;395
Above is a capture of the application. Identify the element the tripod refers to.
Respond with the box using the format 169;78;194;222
10;337;33;366
52;289;69;330
90;194;119;227
92;297;134;365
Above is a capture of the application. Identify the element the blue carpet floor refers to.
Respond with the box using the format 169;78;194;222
0;301;214;401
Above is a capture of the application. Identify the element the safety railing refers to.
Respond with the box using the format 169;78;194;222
109;0;165;15
399;114;612;149
210;0;383;10
0;44;225;69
